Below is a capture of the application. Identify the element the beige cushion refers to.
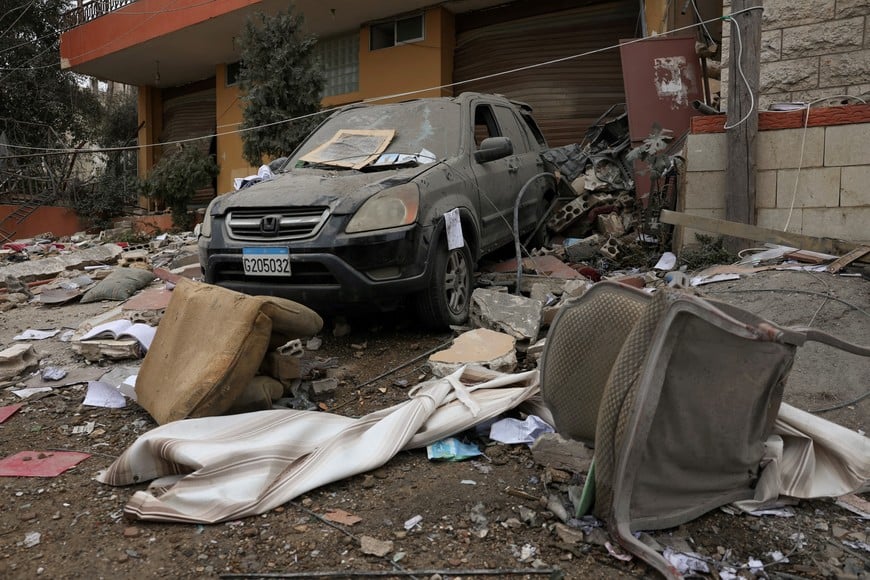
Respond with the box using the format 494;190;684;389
135;279;322;424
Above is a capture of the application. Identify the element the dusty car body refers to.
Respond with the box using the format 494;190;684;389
197;92;553;327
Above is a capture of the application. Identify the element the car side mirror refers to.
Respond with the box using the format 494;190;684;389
474;136;513;163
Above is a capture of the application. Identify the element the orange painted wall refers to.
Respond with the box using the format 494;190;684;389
0;206;84;239
61;0;258;67
216;64;258;195
138;6;456;200
358;7;454;102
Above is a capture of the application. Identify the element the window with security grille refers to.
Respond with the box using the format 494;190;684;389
315;33;359;97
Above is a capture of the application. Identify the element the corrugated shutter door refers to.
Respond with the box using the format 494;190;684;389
161;89;216;204
454;1;638;147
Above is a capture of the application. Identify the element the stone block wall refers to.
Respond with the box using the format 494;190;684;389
720;0;870;109
679;107;870;246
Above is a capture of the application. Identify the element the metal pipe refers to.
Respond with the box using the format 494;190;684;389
513;172;556;295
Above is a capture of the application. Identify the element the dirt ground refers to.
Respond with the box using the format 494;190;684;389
0;266;867;579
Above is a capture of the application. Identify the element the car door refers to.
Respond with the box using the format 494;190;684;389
492;104;547;237
469;101;545;253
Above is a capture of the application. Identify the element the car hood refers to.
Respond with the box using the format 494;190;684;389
210;166;426;216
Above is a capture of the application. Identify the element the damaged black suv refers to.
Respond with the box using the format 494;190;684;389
197;92;553;328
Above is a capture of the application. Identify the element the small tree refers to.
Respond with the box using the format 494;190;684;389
72;91;141;230
143;145;218;230
238;5;325;166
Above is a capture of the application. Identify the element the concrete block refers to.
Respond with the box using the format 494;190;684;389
775;167;841;208
0;244;123;288
781;18;864;59
825;123;870;167
840;166;870;207
760;57;820;93
676;208;726;250
758;127;824;170
684;171;726;209
428;327;517;377
684;134;726;172
757;208;803;234
470;288;542;342
835;0;870;18
757;170;778;208
761;0;835;28
0;344;39;381
820;50;870;87
802;207;870;242
761;29;782;62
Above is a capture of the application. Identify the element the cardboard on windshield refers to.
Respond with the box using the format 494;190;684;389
300;129;394;169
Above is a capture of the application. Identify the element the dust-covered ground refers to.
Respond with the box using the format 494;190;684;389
0;267;867;579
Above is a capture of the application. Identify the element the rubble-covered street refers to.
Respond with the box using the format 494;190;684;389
0;226;867;580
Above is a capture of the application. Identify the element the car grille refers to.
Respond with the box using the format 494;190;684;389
226;207;329;241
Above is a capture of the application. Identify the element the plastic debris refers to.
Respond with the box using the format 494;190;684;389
426;437;482;461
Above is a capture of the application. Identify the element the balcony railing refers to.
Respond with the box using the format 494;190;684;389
62;0;137;30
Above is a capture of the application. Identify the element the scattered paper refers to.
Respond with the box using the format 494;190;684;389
72;421;96;435
0;404;23;424
444;208;464;250
23;532;41;548
663;547;709;574
13;329;60;341
83;381;127;408
11;387;53;400
0;450;90;477
489;415;554;445
653;252;677;271
426;437;481;461
690;273;741;286
404;515;422;530
42;367;68;381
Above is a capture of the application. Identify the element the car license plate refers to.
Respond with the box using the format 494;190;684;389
242;247;291;276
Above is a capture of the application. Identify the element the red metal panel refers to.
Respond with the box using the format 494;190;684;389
619;37;703;141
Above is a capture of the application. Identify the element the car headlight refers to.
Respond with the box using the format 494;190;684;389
346;183;419;233
200;198;217;238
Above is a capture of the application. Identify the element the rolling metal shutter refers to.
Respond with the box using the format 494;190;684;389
454;1;638;147
160;88;216;204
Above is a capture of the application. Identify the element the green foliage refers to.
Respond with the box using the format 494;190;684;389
143;145;219;230
0;0;103;149
679;234;737;270
238;5;325;166
71;92;141;230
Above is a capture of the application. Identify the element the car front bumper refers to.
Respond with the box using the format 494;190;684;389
200;218;436;311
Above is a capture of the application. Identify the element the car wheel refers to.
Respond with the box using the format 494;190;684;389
415;240;473;329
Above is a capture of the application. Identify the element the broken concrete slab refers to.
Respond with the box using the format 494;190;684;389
0;244;123;288
531;432;594;474
470;288;543;342
428;328;517;377
0;343;39;381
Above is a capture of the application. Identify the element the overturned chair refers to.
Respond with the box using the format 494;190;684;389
540;281;870;578
136;278;323;424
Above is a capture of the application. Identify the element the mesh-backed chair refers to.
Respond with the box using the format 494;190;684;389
540;281;870;578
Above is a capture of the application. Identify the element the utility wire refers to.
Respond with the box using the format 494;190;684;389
0;5;765;159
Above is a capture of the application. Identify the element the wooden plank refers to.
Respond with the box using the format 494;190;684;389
724;0;762;251
827;246;870;273
661;210;864;256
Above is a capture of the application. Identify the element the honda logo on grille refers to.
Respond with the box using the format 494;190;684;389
259;215;280;235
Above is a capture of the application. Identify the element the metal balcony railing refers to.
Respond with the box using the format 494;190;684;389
62;0;138;30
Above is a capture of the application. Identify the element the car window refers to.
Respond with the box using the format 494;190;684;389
494;106;530;154
520;111;547;147
473;105;501;148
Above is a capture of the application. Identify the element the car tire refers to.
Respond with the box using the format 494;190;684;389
415;239;473;329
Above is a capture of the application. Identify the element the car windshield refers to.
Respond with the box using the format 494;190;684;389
289;100;460;169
